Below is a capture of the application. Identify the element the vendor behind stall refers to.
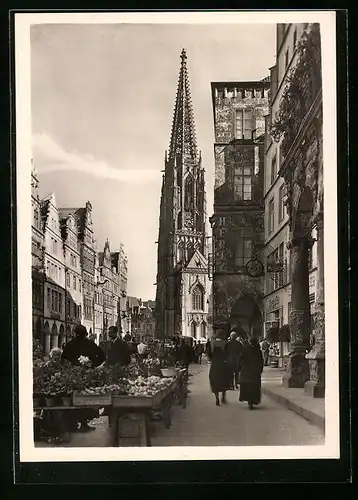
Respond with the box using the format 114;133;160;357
106;326;131;367
61;324;105;432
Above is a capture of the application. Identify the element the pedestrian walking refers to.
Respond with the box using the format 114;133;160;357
232;321;248;340
204;339;212;363
238;336;264;410
260;338;269;366
178;338;192;369
195;341;204;364
208;333;232;406
227;331;243;389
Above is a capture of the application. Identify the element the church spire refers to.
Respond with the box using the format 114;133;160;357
168;49;198;161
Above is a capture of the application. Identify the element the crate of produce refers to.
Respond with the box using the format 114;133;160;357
160;380;177;399
72;390;112;407
160;368;177;377
112;390;162;409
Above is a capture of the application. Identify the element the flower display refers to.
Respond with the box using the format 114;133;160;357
143;357;161;368
78;355;91;367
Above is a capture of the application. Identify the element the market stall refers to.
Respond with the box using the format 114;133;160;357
33;342;187;447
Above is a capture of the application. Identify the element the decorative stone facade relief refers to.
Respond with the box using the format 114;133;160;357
214;145;226;190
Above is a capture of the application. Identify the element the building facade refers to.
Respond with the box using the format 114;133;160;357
93;241;104;342
75;202;96;335
269;23;323;395
41;193;66;352
31;162;45;344
136;302;156;338
155;49;209;340
111;243;129;334
32;174;130;348
59;210;82;341
99;240;120;340
210;80;270;338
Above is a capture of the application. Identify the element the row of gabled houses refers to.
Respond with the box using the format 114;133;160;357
31;161;130;353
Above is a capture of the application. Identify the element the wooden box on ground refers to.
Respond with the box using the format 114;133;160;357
117;412;148;446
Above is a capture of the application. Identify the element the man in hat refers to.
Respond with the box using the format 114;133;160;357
106;326;131;367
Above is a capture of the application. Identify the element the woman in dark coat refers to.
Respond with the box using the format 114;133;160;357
238;336;264;410
208;336;232;406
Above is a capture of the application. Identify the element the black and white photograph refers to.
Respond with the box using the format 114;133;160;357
15;11;339;462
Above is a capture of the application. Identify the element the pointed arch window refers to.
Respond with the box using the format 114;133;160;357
184;175;194;212
192;285;204;311
201;321;207;339
177;211;182;230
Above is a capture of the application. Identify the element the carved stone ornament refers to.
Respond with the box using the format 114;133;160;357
289;309;310;348
308;359;318;383
184;212;194;228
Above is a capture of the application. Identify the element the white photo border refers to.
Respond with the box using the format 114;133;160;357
15;10;339;462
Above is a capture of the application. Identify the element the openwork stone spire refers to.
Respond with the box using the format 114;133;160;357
168;49;198;161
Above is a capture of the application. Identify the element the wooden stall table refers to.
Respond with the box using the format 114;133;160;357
34;381;178;447
109;380;178;447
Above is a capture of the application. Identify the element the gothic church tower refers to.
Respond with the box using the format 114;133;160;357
155;49;209;339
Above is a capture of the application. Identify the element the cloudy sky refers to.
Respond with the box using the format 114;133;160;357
31;22;275;299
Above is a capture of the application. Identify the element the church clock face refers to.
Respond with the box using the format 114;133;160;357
245;258;264;278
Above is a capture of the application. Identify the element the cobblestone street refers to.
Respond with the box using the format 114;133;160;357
37;360;324;448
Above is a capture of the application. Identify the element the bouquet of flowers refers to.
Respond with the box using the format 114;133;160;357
78;355;92;368
143;357;160;369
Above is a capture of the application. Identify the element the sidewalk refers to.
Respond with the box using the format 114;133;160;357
261;367;325;431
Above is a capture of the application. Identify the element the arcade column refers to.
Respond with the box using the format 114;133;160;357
283;235;314;388
304;213;325;397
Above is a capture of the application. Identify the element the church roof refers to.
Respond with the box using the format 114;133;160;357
168;49;198;161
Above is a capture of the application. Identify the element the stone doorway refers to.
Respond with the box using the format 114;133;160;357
229;295;262;339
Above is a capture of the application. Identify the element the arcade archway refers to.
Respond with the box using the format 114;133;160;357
59;324;65;349
43;321;50;353
229;295;262;340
